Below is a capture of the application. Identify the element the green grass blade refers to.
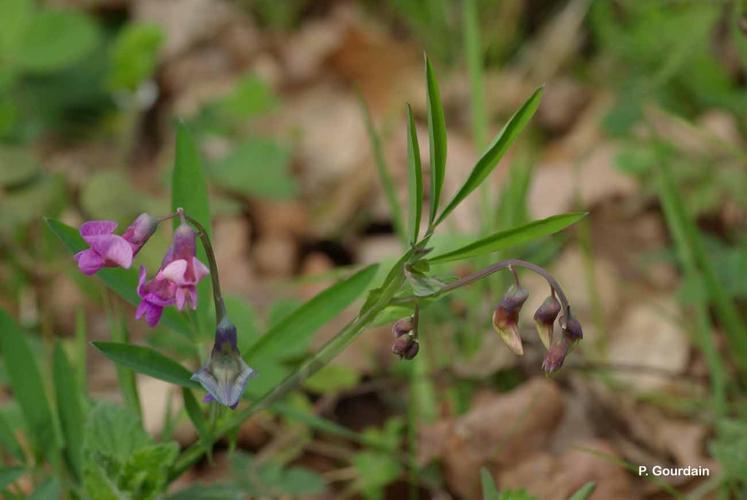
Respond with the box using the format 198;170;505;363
244;264;379;362
406;105;424;245
172;124;212;337
428;212;586;264
53;342;84;481
360;94;407;244
45;218;193;338
0;310;59;460
569;482;596;500
92;342;199;388
74;307;88;397
435;87;543;226
480;467;499;500
107;315;142;418
425;55;447;227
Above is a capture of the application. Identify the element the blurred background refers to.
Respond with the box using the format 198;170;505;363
2;0;747;498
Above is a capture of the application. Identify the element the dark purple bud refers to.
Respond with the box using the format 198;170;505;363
392;333;419;360
392;316;414;338
542;335;571;374
492;285;528;355
533;295;561;349
564;317;583;340
403;340;419;360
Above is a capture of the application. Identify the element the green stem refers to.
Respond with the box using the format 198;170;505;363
181;211;226;324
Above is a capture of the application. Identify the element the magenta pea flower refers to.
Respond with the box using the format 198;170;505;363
135;221;209;326
74;213;158;275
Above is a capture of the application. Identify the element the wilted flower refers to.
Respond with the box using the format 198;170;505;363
492;284;529;355
542;334;571;373
533;295;561;350
74;214;157;275
564;316;583;340
192;318;254;409
392;316;414;338
392;334;420;359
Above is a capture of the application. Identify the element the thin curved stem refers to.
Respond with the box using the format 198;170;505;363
180;210;227;324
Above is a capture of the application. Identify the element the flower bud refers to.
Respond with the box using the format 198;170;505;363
392;334;419;360
563;316;583;340
533;295;561;350
121;213;159;254
542;334;571;374
491;285;528;356
392;317;414;338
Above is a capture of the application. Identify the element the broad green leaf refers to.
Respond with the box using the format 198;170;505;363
107;22;163;91
244;264;378;362
0;413;23;461
0;467;24;492
428;212;587;264
425;55;446;225
435;87;543;226
480;467;499;500
406;104;423;244
210;138;295;200
0;310;58;459
352;451;402;496
92;342;199;388
0;0;31;54
53;342;84;480
569;482;596;500
172;124;212;335
18;9;99;73
83;403;150;464
119;443;178;498
45;218;193;338
360;94;406;243
404;266;444;297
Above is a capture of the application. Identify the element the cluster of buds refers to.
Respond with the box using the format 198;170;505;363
391;316;419;359
491;270;582;373
74;209;253;409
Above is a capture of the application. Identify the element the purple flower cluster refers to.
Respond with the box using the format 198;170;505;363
74;213;209;327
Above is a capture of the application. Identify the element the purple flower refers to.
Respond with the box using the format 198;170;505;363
192;319;254;409
74;214;157;275
135;221;209;326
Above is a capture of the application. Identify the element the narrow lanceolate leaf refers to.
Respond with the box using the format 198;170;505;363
0;414;23;461
0;311;58;459
435;86;543;226
425;55;446;226
45;218;193;338
53;343;85;481
172;124;212;337
479;468;499;500
406;105;423;244
360;94;407;244
569;482;597;500
428;212;586;264
92;342;199;389
244;264;379;363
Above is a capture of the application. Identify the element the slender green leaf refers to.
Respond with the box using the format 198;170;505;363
92;342;199;388
53;343;84;481
480;467;499;500
569;482;596;500
108;314;141;418
425;55;446;225
45;218;193;338
0;467;24;492
435;87;543;226
244;264;379;362
360;94;406;244
429;212;586;264
172;124;212;335
182;388;211;455
406;105;423;244
74;307;88;396
0;310;58;459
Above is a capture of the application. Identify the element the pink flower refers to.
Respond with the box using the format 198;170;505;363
135;221;209;326
74;214;157;275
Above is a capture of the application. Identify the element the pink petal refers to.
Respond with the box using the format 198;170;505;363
74;249;105;275
175;287;187;310
192;258;210;282
89;235;133;269
79;220;118;242
160;259;188;285
135;301;163;327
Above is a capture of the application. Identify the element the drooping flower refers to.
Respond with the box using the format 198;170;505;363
192;318;255;409
542;315;583;374
74;214;158;275
533;295;561;350
135;221;209;326
492;284;529;355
